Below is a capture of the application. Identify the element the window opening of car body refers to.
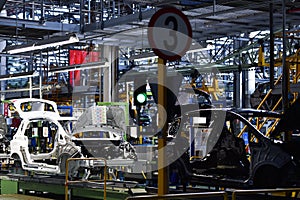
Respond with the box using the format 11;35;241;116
25;119;58;154
20;101;55;112
74;131;111;139
231;116;265;161
189;115;215;159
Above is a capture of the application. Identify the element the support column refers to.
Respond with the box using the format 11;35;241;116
233;40;242;108
247;68;256;107
233;70;242;108
282;0;289;111
242;69;247;108
102;45;118;102
270;2;275;89
0;50;6;114
79;0;84;33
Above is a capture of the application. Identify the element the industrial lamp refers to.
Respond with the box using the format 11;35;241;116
5;34;79;54
49;61;109;73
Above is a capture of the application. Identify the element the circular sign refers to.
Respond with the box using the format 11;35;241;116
148;7;192;61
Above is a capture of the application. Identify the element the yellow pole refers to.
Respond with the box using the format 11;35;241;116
258;45;265;67
104;164;107;200
65;159;69;200
157;57;169;195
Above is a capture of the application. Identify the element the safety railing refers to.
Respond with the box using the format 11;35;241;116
126;188;300;200
231;188;300;200
256;74;282;111
265;118;281;137
65;157;107;200
237;74;283;137
125;191;228;200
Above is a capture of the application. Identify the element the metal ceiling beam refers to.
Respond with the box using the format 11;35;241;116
83;8;157;32
213;30;284;65
0;16;79;33
0;0;7;12
1;0;299;47
187;1;269;19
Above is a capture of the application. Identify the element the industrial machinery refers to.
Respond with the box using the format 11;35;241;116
0;98;143;178
3;97;300;190
165;102;300;189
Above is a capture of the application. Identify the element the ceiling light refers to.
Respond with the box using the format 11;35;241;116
6;43;37;54
0;71;39;81
5;34;79;55
129;52;156;61
49;61;109;73
36;35;79;50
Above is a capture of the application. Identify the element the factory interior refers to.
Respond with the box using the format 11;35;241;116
1;0;300;199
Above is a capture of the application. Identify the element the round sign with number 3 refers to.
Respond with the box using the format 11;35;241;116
148;7;192;61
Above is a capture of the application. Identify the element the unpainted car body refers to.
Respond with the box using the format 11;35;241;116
1;98;81;173
168;108;299;188
9;111;81;173
72;125;136;160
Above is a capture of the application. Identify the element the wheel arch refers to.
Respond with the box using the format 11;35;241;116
252;163;282;188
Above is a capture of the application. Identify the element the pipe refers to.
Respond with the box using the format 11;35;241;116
282;0;289;111
270;2;275;89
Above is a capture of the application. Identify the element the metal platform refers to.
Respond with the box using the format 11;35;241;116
0;174;139;200
1;174;300;200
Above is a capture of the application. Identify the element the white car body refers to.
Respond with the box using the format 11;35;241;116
7;98;81;173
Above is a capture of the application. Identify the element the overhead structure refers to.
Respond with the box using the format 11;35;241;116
0;0;6;13
0;1;299;47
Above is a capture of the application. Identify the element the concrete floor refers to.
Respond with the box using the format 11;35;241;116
0;194;55;200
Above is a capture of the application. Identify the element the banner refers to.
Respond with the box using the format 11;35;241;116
69;49;100;86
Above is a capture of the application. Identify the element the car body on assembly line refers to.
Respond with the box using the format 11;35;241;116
167;105;300;188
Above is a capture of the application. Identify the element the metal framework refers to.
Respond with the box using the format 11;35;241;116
0;0;300;107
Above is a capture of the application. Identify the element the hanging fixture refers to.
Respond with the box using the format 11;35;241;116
5;34;79;54
49;61;109;73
